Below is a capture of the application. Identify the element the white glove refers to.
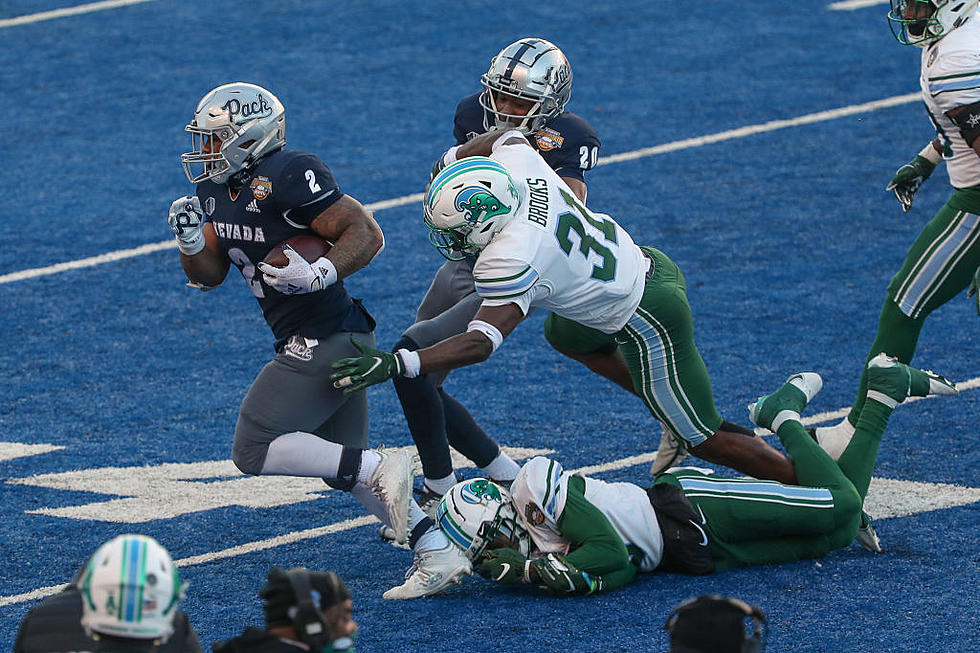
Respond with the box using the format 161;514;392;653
168;196;205;255
256;245;337;295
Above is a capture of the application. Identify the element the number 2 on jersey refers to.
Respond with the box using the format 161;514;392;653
554;188;617;282
305;169;322;194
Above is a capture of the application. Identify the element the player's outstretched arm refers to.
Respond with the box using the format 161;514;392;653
456;129;530;159
309;194;384;279
331;302;523;393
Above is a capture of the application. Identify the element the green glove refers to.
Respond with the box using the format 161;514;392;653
886;155;937;213
531;553;603;595
330;338;405;394
478;548;529;584
968;266;980;316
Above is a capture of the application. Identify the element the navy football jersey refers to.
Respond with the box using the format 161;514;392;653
452;92;601;183
195;149;374;345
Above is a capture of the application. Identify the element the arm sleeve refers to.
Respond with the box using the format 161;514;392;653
277;154;342;226
557;476;634;577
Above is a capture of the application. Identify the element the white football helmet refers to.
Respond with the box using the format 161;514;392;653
480;37;573;132
79;534;184;642
181;82;286;184
424;157;522;260
436;479;530;562
887;0;978;46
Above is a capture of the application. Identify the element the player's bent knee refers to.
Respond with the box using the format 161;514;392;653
392;334;419;353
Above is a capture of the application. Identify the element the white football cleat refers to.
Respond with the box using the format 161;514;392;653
650;425;688;476
383;541;472;599
366;449;413;545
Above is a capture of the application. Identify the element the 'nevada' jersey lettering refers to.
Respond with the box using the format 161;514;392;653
196;149;373;343
473;142;648;333
453;93;601;183
511;457;664;572
921;13;980;189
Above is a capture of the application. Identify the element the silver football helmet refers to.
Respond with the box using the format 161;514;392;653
888;0;978;46
423;157;522;260
79;534;185;642
437;479;530;562
181;82;286;184
479;37;573;132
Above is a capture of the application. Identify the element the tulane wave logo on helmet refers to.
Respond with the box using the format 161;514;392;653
461;479;503;503
454;187;511;225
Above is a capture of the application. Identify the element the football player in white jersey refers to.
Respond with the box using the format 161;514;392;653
332;129;799;484
814;1;980;475
432;359;955;596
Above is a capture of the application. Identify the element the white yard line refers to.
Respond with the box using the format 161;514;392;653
828;0;889;11
0;92;920;286
0;0;153;28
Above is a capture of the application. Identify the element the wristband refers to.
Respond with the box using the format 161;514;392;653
442;145;462;167
467;319;503;353
919;142;942;165
395;349;421;378
176;233;205;256
312;256;338;289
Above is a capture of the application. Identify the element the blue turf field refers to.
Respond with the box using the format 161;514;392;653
1;1;978;650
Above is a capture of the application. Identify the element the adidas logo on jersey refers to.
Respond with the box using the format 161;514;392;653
246;199;260;213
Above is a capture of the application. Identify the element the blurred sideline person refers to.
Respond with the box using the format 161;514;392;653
168;82;469;598
388;37;601;518
333;128;799;483
14;534;200;653
212;567;357;653
815;1;980;468
434;358;955;596
664;595;768;653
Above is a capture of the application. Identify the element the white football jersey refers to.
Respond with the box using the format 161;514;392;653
921;12;980;189
473;142;649;334
511;457;664;573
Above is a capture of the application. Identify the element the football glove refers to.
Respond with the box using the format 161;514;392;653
478;548;530;585
168;196;205;255
531;553;603;595
256;245;337;295
331;338;405;394
968;266;980;316
886;155;936;213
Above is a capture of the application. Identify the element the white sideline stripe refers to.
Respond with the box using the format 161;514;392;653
0;241;175;283
0;92;921;286
0;0;153;28
4;434;980;608
828;0;888;10
597;93;919;166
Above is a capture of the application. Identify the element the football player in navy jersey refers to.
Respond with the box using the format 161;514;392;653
388;38;607;521
167;82;471;599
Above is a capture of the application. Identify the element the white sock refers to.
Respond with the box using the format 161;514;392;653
414;524;449;553
481;451;520;482
355;450;382;485
770;410;801;433
424;472;458;495
814;419;857;461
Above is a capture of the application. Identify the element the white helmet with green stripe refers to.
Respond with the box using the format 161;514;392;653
436;479;530;562
424;156;522;260
80;534;184;642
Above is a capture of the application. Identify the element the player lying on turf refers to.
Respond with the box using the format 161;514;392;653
433;357;956;595
332;129;799;485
